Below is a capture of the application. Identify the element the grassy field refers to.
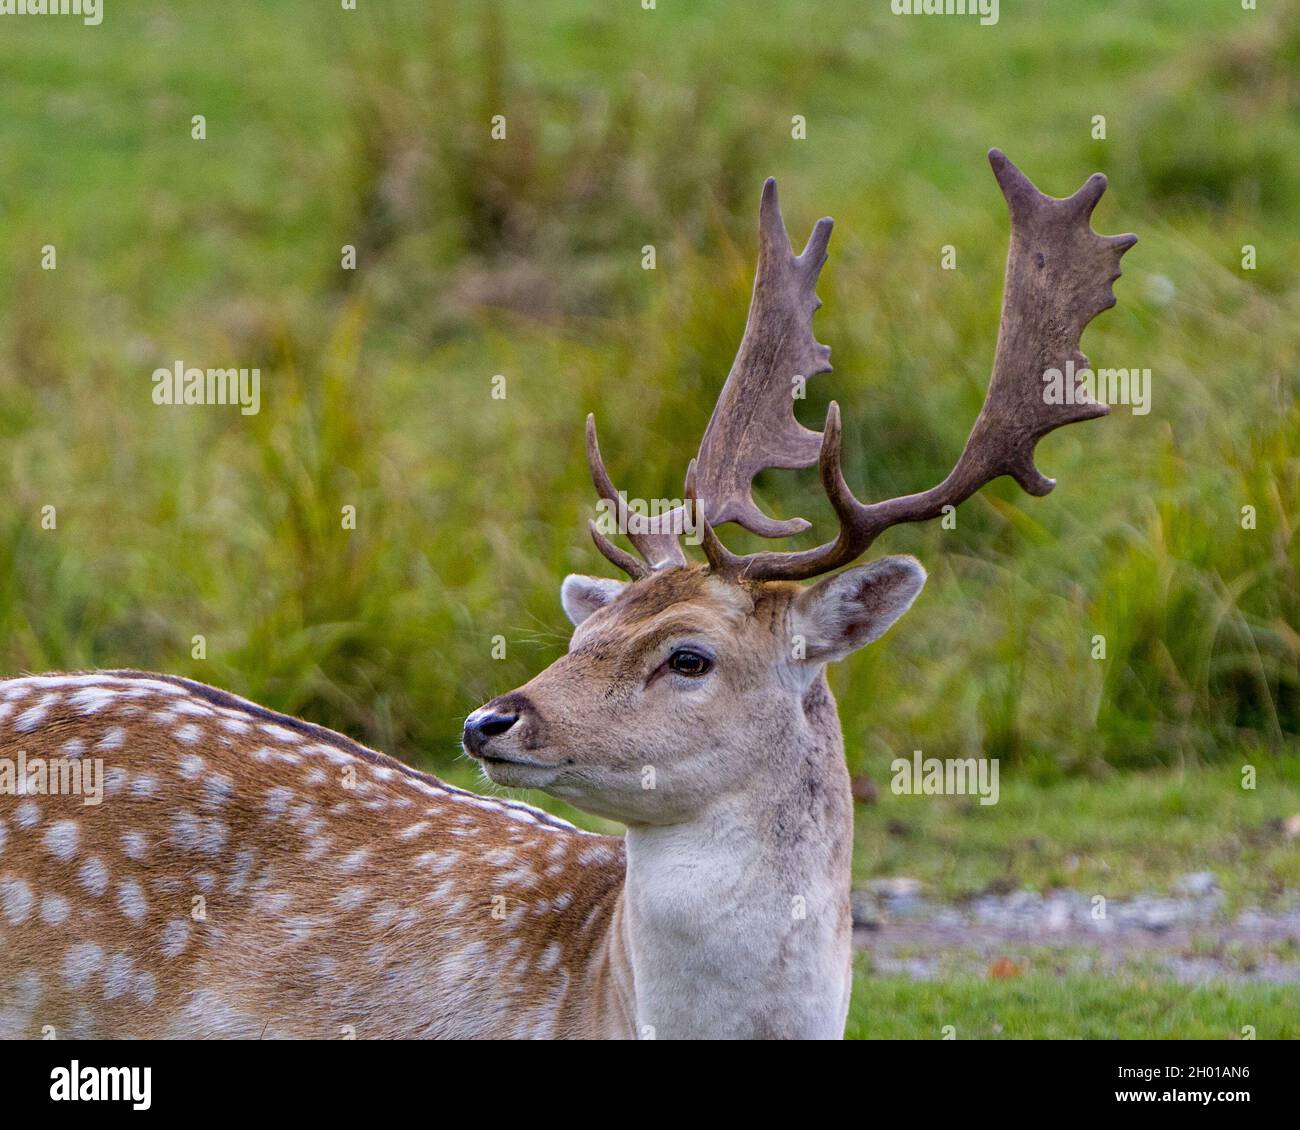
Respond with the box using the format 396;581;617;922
846;967;1298;1039
852;763;1300;907
842;766;1300;1038
1;0;1296;776
0;1;1297;1037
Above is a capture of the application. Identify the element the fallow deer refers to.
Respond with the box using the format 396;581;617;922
0;151;1134;1039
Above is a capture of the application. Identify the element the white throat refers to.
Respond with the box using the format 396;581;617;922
618;676;854;1039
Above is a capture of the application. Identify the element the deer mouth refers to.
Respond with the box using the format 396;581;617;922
476;751;548;769
475;752;562;787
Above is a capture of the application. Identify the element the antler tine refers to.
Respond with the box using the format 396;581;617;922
585;414;687;578
709;150;1136;583
587;520;649;580
691;178;835;538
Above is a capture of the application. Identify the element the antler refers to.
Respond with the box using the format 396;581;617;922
589;150;1137;582
692;179;835;539
586;178;835;577
585;414;687;579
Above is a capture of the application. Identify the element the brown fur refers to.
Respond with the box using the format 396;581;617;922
0;672;628;1039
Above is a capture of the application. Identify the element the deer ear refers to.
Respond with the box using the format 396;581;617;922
791;556;926;663
561;575;627;627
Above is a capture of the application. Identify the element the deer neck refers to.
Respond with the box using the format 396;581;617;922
614;671;854;1039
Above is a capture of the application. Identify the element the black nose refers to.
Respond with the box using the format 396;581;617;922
462;711;519;754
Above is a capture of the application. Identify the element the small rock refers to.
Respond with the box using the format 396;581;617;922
1045;900;1071;932
933;907;967;929
1174;871;1218;897
1137;901;1180;933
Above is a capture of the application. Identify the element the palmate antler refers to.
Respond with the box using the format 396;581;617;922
587;149;1136;582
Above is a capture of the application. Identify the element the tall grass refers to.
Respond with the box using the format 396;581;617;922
0;0;1296;810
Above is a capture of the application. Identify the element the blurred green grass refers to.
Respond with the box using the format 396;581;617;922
852;763;1300;907
0;0;1296;808
846;962;1299;1038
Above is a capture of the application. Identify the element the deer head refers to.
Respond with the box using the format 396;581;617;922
464;150;1136;830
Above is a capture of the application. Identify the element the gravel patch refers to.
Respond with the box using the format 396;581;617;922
853;877;1300;982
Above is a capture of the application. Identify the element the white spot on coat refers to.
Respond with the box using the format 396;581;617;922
130;774;159;799
332;885;370;911
64;942;105;989
79;856;110;897
160;918;191;958
226;849;256;895
15;693;58;731
263;787;294;818
336;848;370;874
1;876;35;923
201;773;235;808
104;768;128;796
121;831;149;860
96;727;126;752
41;894;71;924
170;812;228;856
103;952;135;1000
71;686;119;714
117;878;148;923
43;819;80;862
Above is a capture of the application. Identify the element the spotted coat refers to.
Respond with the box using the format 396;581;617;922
0;672;630;1039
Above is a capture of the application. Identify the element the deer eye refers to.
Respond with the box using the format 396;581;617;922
667;648;713;677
